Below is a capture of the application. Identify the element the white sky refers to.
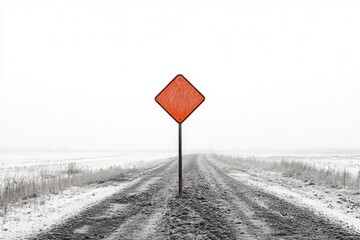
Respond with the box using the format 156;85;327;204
1;0;360;152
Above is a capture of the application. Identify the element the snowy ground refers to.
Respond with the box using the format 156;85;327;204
0;153;173;240
29;155;360;239
230;170;360;232
2;153;360;239
210;154;360;233
1;176;140;240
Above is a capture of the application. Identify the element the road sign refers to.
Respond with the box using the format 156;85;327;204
155;74;205;124
155;74;205;197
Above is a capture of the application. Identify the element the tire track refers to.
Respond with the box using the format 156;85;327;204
198;154;274;239
34;154;360;240
158;154;238;240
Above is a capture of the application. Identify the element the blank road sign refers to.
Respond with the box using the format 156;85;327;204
155;74;205;123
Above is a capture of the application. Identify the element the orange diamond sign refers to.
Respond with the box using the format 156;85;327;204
155;74;205;123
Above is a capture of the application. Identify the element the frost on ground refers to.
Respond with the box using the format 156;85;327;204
231;171;360;232
2;153;360;239
0;152;174;240
0;178;139;240
33;155;360;240
210;155;360;233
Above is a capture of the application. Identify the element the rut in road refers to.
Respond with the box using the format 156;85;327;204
35;154;360;240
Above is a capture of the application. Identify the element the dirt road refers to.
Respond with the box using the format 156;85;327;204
35;154;360;240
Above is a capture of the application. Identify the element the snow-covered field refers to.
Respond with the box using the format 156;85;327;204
0;152;175;188
229;153;360;176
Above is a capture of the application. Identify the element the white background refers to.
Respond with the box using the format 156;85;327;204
1;0;360;152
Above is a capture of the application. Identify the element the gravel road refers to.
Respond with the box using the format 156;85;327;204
34;154;360;240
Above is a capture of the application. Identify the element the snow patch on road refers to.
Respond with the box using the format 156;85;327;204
89;203;130;221
74;225;90;234
133;177;161;194
231;172;360;233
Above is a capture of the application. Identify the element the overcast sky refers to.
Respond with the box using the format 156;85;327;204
1;0;360;152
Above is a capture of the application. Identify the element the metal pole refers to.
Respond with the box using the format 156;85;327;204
178;123;182;196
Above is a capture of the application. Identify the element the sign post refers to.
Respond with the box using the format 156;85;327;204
155;74;205;196
178;123;182;194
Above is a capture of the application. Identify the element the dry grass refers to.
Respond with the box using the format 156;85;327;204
64;162;83;175
215;155;360;190
0;162;137;216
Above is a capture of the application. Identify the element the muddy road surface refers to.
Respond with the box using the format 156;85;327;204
35;154;360;240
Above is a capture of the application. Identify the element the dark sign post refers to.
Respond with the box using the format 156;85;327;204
178;123;182;195
155;74;205;196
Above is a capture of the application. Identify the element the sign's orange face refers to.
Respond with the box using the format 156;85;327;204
155;74;205;124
